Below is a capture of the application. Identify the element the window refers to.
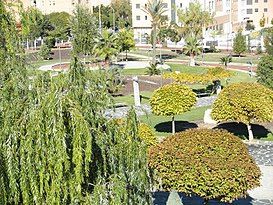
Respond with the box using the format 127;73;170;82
145;16;148;20
255;8;258;12
136;4;140;8
246;8;253;14
180;3;182;8
264;0;268;2
162;3;168;8
136;16;140;20
246;0;252;5
264;8;268;12
255;0;258;2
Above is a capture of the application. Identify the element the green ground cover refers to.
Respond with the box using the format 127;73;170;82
129;49;262;64
139;106;209;137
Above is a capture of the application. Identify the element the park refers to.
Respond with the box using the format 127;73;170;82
1;0;273;205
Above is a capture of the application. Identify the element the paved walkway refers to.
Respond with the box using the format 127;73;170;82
105;96;216;119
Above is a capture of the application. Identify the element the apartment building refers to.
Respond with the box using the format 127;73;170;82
132;0;273;44
244;0;273;30
132;0;187;44
21;0;111;14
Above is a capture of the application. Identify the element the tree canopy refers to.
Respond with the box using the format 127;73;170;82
263;27;273;55
233;30;247;56
20;6;45;41
177;2;213;38
0;2;152;204
211;83;273;140
70;5;98;56
117;29;135;60
149;128;261;203
150;84;196;134
94;29;120;64
257;55;273;90
46;12;71;40
144;0;167;64
163;67;233;84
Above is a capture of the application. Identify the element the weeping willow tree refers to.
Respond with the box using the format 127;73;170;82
0;2;152;204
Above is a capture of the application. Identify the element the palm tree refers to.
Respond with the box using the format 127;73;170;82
94;30;120;66
184;35;202;66
220;55;232;69
144;0;167;65
178;2;213;39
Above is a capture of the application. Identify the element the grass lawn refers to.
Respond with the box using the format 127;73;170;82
121;68;147;75
114;91;152;105
27;59;70;69
139;106;209;137
175;53;261;65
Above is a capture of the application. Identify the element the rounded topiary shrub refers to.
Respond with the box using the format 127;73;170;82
138;123;157;147
149;128;261;203
150;83;196;134
211;82;273;141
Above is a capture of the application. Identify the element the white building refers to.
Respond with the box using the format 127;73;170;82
21;0;111;14
132;0;273;46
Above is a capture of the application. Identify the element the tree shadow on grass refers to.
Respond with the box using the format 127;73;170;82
155;121;198;133
214;122;271;140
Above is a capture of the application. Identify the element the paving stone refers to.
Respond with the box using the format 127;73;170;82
248;143;273;166
105;96;217;118
153;192;273;205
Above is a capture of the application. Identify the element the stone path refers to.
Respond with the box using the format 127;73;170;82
105;96;216;118
248;143;273;166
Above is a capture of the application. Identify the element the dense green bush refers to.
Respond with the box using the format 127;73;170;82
145;63;161;76
138;123;157;147
39;44;51;60
149;128;261;203
150;84;196;134
114;119;157;147
257;55;273;90
211;82;273;140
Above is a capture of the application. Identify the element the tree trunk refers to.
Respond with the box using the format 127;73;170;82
172;116;175;135
247;123;254;141
152;24;157;65
26;38;29;50
189;54;195;66
34;39;37;50
126;50;128;61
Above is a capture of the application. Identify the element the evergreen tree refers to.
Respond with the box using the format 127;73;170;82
70;5;98;57
20;6;45;49
0;2;152;204
264;27;273;55
233;30;247;56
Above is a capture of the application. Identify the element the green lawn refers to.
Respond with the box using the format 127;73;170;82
130;49;262;65
114;91;152;105
27;59;70;69
139;106;210;137
121;68;147;75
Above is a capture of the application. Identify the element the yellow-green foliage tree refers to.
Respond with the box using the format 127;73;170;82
150;84;196;134
164;67;232;84
149;129;261;204
115;119;157;147
138;123;158;147
211;83;273;141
